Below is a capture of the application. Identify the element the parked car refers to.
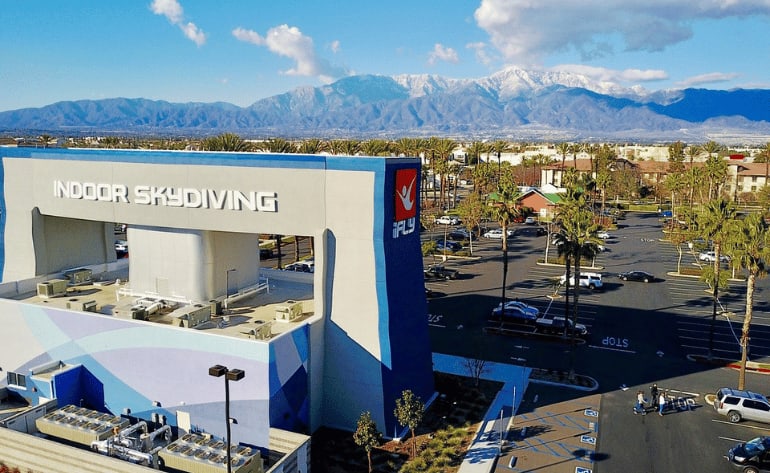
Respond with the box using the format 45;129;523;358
491;305;538;322
494;300;539;318
114;240;128;253
435;240;463;252
447;230;473;242
483;229;513;239
524;216;537;225
535;226;547;236
535;316;588;336
435;215;461;225
424;264;459;281
700;251;730;263
259;248;274;259
725;436;770;472
284;261;314;273
714;388;770;424
618;270;656;283
559;272;603;290
596;231;613;239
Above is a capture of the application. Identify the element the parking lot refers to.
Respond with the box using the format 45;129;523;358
424;212;770;472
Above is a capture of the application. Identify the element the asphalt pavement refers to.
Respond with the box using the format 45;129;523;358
427;211;770;473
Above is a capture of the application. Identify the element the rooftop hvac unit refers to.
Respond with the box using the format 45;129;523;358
274;300;302;322
37;279;69;298
66;300;98;312
64;268;92;285
131;306;147;320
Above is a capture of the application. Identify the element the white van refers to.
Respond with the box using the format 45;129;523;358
559;272;603;290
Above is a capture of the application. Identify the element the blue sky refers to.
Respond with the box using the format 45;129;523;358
1;0;768;112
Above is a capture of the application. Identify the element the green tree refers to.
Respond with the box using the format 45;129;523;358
201;133;253;152
360;139;390;157
487;182;522;312
394;389;424;458
704;154;728;200
555;187;600;376
697;197;738;359
726;213;770;389
353;411;382;473
260;138;295;153
456;192;485;253
296;138;327;154
328;139;360;155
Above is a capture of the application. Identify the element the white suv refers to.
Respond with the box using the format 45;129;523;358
714;387;770;424
435;215;460;225
559;272;603;290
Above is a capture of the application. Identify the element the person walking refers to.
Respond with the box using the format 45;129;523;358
650;383;659;410
635;390;646;415
658;391;666;416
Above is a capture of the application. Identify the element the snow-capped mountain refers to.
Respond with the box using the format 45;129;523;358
0;68;768;143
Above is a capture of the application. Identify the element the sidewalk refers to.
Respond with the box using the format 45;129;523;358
431;353;600;473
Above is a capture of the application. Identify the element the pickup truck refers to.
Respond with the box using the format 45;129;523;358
535;316;588;336
424;264;459;281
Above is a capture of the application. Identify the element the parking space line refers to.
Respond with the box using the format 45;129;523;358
712;420;770;432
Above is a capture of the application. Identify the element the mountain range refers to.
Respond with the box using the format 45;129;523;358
1;67;768;143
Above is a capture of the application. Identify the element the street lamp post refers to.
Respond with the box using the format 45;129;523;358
208;365;245;473
225;268;236;311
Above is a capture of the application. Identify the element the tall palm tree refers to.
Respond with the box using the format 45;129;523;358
489;140;511;182
697;197;738;359
727;213;770;389
432;138;458;209
704;154;728;200
663;172;686;230
487;181;522;313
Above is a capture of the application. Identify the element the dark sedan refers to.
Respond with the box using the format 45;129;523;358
725;436;770;472
618;270;656;283
424;265;459;281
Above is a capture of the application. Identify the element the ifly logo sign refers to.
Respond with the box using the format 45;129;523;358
393;168;417;239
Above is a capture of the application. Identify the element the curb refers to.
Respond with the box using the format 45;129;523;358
687;354;770;375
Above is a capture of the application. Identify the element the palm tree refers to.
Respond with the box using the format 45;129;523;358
487;181;522;312
432;138;458;209
296;138;327;154
201;133;253;151
261;138;295;153
489;140;510;182
663;172;686;230
328;139;361;155
704;154;728;200
360;139;390;157
727;213;770;389
697;197;738;359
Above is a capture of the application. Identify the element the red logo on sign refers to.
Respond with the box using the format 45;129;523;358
394;168;417;221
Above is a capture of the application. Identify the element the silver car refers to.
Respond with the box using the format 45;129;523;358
714;387;770;424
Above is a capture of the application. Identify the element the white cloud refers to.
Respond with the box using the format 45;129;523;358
150;0;206;46
474;0;770;64
233;25;346;83
427;43;459;65
555;64;668;83
466;42;494;66
150;0;183;23
181;22;206;46
677;72;740;88
329;40;341;54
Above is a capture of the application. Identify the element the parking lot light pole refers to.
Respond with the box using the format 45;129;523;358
209;365;245;473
